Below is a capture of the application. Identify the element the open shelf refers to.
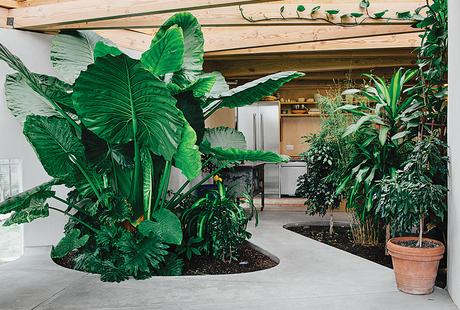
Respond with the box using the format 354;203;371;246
280;101;317;105
281;112;321;117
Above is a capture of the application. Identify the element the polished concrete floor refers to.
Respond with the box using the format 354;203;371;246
0;207;457;310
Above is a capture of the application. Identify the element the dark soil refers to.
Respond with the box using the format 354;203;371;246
53;242;278;276
395;240;441;248
183;242;278;275
287;225;447;288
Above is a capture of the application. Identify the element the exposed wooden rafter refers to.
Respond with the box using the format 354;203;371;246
0;0;19;9
27;1;425;31
7;0;282;29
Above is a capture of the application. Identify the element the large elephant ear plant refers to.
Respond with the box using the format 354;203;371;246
0;13;302;282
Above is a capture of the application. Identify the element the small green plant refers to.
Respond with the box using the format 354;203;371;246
181;176;250;262
375;135;448;246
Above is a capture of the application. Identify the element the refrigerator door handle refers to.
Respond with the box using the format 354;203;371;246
260;113;264;150
252;113;257;150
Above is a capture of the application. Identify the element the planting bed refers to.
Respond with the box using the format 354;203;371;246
53;241;278;277
286;224;447;288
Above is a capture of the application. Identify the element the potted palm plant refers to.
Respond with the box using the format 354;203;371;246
376;135;448;294
0;12;302;281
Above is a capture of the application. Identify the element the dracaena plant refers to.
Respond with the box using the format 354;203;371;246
337;68;422;220
0;12;301;282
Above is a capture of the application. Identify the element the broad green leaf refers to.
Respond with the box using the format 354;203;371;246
23;116;86;183
205;71;229;98
203;127;247;149
5;74;61;123
201;143;289;163
4;200;49;226
93;41;123;59
0;180;56;215
297;5;305;12
73;54;185;160
210;71;304;109
50;30;117;84
351;12;364;18
173;123;202;180
326;10;340;15
175;91;205;144
139;209;182;245
141;25;184;76
51;228;89;258
396;11;412;19
154;13;204;82
0;44;73;122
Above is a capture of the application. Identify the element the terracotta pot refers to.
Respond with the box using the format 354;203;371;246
387;236;445;295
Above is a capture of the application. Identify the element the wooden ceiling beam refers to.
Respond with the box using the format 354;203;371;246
205;33;421;57
0;0;19;9
134;24;422;52
31;1;425;31
204;56;416;77
8;0;281;29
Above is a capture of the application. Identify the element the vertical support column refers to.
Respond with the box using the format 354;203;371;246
448;0;460;306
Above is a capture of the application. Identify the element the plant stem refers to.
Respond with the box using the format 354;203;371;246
418;216;424;248
48;206;99;233
159;161;172;209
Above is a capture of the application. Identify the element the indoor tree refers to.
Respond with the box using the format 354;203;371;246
0;12;302;281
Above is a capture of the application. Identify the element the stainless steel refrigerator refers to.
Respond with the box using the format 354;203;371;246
237;101;280;197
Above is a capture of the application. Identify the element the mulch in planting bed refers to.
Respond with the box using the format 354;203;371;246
183;242;278;275
54;241;278;276
286;225;447;288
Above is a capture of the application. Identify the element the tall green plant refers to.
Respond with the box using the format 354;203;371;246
337;69;421;220
0;12;302;281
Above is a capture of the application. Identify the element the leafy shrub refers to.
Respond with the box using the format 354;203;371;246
181;178;250;262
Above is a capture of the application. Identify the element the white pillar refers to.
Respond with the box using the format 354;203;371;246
448;0;460;306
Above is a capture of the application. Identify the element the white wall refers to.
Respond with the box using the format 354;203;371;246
448;0;460;307
0;29;67;246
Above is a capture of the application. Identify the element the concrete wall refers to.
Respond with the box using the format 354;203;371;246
448;0;460;307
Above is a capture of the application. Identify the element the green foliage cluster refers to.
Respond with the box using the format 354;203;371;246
296;96;355;217
375;135;448;241
0;12;302;281
180;180;250;262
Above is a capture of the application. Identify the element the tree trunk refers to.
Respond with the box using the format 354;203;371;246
418;216;424;248
385;224;391;256
329;207;334;235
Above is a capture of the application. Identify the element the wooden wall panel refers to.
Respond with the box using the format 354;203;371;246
280;116;321;156
205;108;236;129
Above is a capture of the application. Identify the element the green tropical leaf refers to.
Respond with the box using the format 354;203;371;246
142;148;154;217
0;44;74;123
396;11;412;19
210;71;304;109
173;123;202;180
297;5;305;12
326;10;340;15
23;116;86;183
4;200;49;226
351;12;364;18
51;228;89;258
0;180;56;216
139;208;182;245
378;126;390;146
203;127;247;149
141;25;184;76
50;30;117;84
73;54;185;160
201;143;289;163
154;13;204;82
93;41;123;59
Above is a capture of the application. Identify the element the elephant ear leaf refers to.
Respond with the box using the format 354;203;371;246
73;54;185;160
0;180;57;226
51;30;119;84
23;115;86;184
175;91;205;144
0;44;73;123
202;127;288;164
139;209;182;245
141;25;184;76
155;12;204;84
208;71;304;109
203;127;247;150
51;228;89;258
173;122;202;180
